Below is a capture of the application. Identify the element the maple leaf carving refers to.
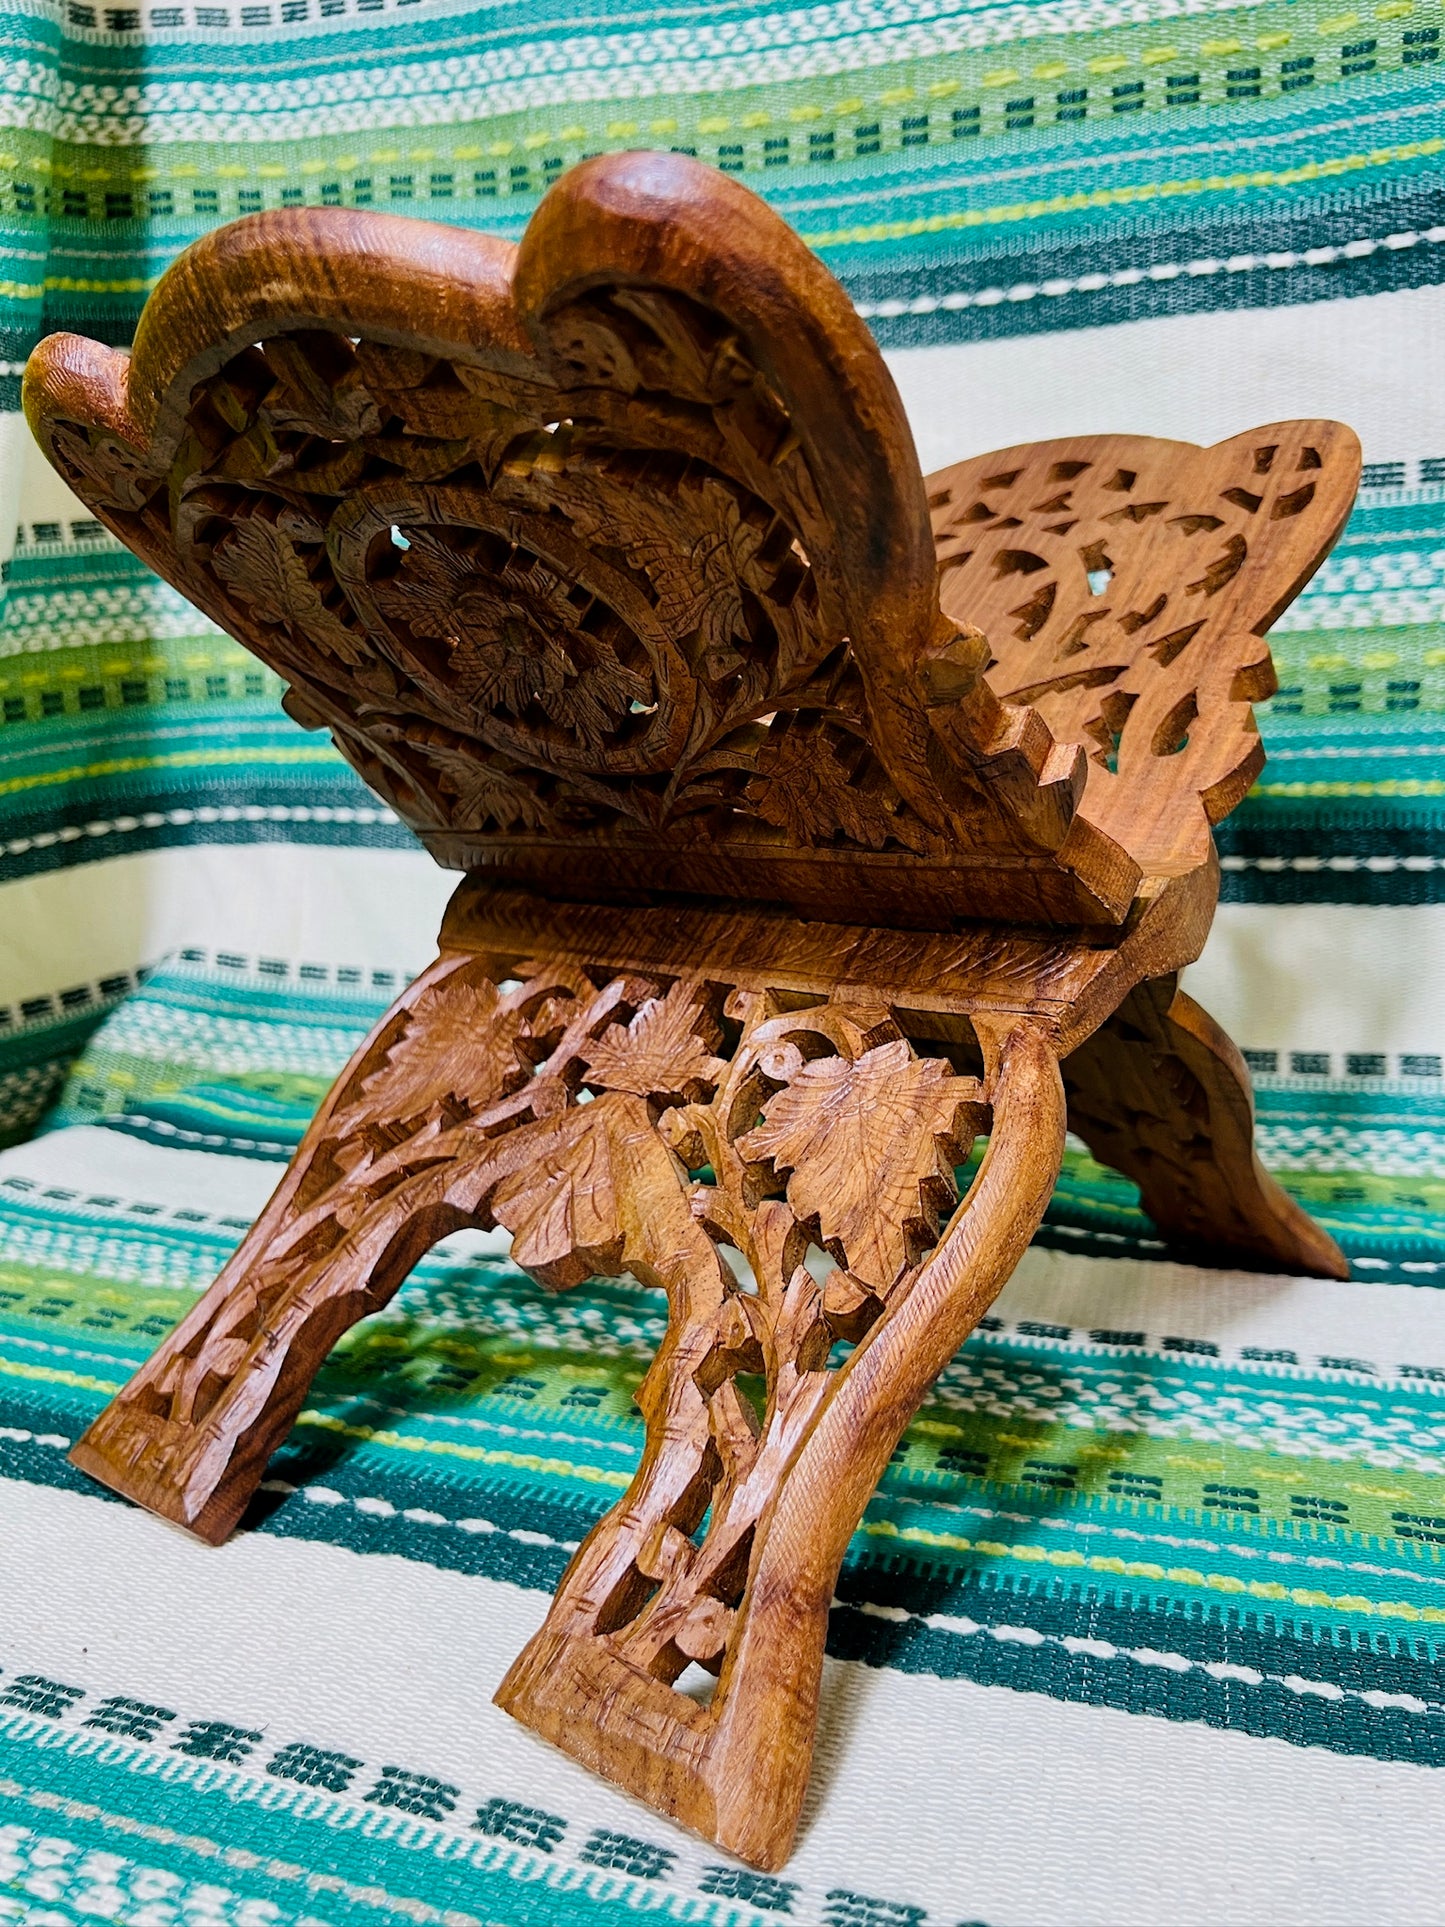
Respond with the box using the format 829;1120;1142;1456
419;743;551;832
744;727;938;855
459;606;655;750
214;517;368;666
582;983;729;1103
333;977;533;1133
540;659;656;751
736;1040;983;1293
491;1094;710;1292
490;1108;630;1289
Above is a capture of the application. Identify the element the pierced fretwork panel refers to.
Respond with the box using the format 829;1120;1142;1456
173;342;855;843
78;951;994;1546
37;159;1312;926
928;425;1360;872
68;905;1350;1867
69;942;1067;1865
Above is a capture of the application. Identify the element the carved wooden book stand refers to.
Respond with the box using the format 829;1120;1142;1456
25;153;1356;1871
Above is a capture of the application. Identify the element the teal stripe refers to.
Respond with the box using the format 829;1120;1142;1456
0;1717;755;1927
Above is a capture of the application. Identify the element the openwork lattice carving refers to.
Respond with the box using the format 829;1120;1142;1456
96;950;995;1571
26;151;1359;1871
26;164;1356;927
929;427;1359;873
65;929;1051;1858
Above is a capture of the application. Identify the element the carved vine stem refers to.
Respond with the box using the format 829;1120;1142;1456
498;1017;1066;1869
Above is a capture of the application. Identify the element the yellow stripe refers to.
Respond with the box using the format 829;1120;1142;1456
857;1518;1445;1623
1255;779;1445;798
799;137;1445;248
295;1409;633;1488
0;1359;631;1487
0;743;339;801
5;1352;1432;1618
42;276;158;295
0;1355;123;1397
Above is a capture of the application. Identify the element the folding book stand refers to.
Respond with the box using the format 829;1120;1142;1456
26;152;1355;1871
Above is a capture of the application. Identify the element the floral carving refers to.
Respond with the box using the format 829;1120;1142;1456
68;951;1019;1726
552;462;775;674
27;170;1356;926
744;723;939;856
927;425;1360;866
372;527;655;750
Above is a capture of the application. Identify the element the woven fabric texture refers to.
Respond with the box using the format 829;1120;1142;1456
0;0;1444;1921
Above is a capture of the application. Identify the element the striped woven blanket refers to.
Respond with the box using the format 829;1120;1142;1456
0;0;1443;1919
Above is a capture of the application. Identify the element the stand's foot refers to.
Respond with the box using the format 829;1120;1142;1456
1063;979;1349;1278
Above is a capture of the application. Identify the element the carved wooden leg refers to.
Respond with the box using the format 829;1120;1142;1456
1062;978;1349;1278
68;950;590;1543
495;1015;1066;1872
72;943;1066;1870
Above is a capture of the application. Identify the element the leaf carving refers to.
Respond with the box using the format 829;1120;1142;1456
334;977;534;1132
737;1040;983;1292
419;742;552;832
491;1109;630;1288
556;467;770;672
744;726;939;855
583;982;728;1103
261;333;383;440
489;1096;703;1289
48;423;159;514
214;517;369;666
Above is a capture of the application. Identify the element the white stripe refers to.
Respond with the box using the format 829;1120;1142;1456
997;1242;1445;1372
861;228;1445;319
1183;902;1445;1062
1219;856;1445;873
7;0;1283;144
846;1597;1442;1717
889;280;1445;477
2;801;401;861
2;1476;1441;1927
0;842;454;1007
264;1478;583;1553
0;1125;286;1222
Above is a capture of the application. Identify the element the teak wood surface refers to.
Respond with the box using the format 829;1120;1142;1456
25;150;1357;1872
